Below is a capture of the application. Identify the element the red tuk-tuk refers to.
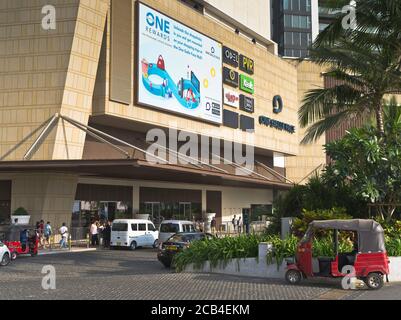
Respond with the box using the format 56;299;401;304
0;224;39;259
285;219;390;290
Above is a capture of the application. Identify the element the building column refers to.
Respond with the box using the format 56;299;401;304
201;188;207;218
132;184;140;216
11;173;78;229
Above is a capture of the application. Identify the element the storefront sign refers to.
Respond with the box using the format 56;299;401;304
239;54;254;75
239;94;254;113
223;67;239;88
259;116;295;134
224;88;240;108
223;46;239;68
273;95;283;114
240;74;254;94
137;3;223;124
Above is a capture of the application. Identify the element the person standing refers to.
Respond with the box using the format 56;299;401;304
211;216;217;235
237;217;243;234
59;223;68;249
38;220;45;248
43;221;52;249
103;221;111;249
90;221;99;246
232;215;237;233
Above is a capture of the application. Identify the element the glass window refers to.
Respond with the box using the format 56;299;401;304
112;223;128;232
292;0;300;11
138;223;146;231
284;14;292;28
306;0;311;11
160;223;180;233
301;32;308;46
182;224;195;232
283;0;290;10
131;224;137;231
293;15;299;28
148;223;156;232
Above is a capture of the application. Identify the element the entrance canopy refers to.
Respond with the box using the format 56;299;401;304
309;219;386;253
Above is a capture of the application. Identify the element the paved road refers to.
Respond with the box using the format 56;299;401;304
0;249;399;300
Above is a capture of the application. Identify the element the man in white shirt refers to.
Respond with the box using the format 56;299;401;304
59;223;68;249
90;221;99;246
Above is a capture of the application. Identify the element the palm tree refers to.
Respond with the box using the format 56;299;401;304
299;0;401;143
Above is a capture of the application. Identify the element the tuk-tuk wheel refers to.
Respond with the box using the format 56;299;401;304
11;251;17;260
285;269;302;285
365;273;384;290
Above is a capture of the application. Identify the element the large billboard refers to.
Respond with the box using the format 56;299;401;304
136;3;223;124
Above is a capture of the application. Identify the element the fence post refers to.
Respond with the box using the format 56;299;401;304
69;234;72;251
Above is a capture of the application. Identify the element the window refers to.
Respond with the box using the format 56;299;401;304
306;0;311;12
112;223;128;232
182;224;195;232
148;223;156;232
160;223;179;233
283;0;290;10
131;224;137;231
138;223;146;231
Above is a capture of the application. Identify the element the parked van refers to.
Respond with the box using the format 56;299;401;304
159;220;195;244
110;219;159;250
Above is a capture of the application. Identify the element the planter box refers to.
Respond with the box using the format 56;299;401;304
10;215;30;225
183;242;401;282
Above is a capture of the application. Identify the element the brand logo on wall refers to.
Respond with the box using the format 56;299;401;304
239;55;254;75
239;94;254;113
259;116;295;134
273;95;283;114
223;46;239;68
223;67;239;88
146;11;170;34
224;88;240;108
240;74;254;94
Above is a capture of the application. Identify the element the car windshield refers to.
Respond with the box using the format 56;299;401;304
160;223;179;233
168;233;205;243
112;223;128;232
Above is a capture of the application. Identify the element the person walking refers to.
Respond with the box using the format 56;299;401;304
237;217;243;234
211;216;217;235
103;221;111;249
59;223;68;249
43;221;52;249
90;221;99;246
38;220;45;248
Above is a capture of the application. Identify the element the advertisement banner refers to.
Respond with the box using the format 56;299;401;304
224;88;239;108
239;94;254;113
223;46;239;68
137;3;223;124
223;67;239;88
240;74;254;94
239;54;254;75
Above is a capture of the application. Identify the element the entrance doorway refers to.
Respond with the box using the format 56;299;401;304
144;202;161;227
179;202;192;221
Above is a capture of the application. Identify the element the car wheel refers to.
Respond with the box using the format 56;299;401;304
11;251;17;260
130;241;137;251
285;269;302;285
0;253;10;266
153;240;159;249
365;273;384;290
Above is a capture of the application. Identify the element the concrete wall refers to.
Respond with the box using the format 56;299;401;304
203;0;271;41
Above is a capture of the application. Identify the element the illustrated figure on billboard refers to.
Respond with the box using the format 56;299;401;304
141;55;201;110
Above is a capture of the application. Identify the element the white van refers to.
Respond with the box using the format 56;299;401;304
110;219;159;250
159;220;195;244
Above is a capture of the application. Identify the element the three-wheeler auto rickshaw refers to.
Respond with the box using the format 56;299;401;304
285;219;390;290
0;224;39;259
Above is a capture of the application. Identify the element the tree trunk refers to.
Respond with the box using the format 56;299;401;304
375;102;385;137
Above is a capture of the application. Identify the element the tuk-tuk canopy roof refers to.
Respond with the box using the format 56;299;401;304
308;219;386;253
0;224;36;242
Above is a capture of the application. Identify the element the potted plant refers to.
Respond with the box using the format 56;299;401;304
10;207;31;225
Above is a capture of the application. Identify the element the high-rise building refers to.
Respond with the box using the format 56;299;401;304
271;0;339;58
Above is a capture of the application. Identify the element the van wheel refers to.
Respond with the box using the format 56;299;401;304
285;269;302;285
130;241;137;251
0;253;10;266
365;273;384;290
153;240;159;249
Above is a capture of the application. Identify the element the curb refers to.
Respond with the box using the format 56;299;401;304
38;248;97;256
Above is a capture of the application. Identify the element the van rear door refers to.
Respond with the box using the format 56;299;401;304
111;222;128;246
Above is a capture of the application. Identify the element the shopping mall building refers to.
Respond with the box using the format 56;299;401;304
0;0;326;236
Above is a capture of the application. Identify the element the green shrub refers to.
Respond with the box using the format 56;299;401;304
12;207;29;216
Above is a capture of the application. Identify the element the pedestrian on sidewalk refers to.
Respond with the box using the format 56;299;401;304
43;221;52;249
237;217;243;234
90;221;99;246
231;215;237;233
38;220;45;248
103;221;111;249
59;223;68;249
211;216;217;235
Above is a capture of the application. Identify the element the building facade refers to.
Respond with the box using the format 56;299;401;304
0;0;326;235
